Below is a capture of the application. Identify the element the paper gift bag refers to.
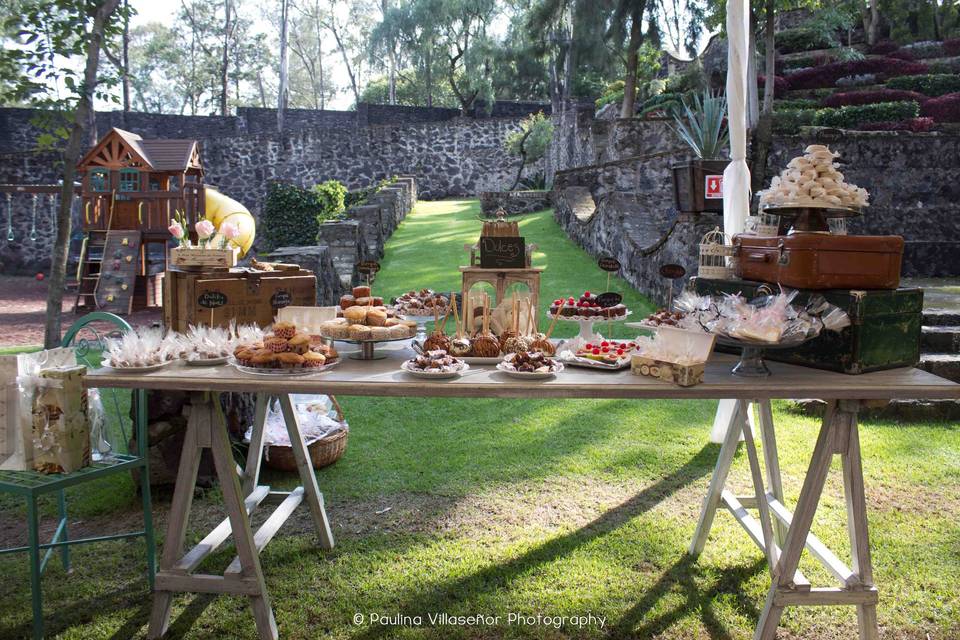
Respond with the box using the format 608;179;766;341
13;349;90;474
30;365;90;474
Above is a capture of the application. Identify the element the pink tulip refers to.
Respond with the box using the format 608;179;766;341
220;222;240;240
195;220;215;240
168;223;184;240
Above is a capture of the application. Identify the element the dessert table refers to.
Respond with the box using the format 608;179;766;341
85;342;958;640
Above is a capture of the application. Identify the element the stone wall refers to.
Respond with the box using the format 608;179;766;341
0;101;551;155
478;190;552;216
551;110;960;301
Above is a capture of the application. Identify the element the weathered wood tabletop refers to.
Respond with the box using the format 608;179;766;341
86;340;959;400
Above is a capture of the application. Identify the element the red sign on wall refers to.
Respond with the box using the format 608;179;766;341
705;175;723;199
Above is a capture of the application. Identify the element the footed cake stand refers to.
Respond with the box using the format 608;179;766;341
546;311;632;353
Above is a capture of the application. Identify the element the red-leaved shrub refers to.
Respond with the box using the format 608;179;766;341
758;74;788;97
945;39;960;57
822;89;929;108
889;49;916;61
867;41;899;55
921;92;960;122
785;58;929;90
858;117;935;132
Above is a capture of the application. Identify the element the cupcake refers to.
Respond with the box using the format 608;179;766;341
339;294;356;309
353;285;371;298
367;308;388;327
344;306;368;325
389;324;412;339
250;349;277;368
369;326;392;340
276;352;305;369
235;348;255;366
265;336;289;353
302;351;326;368
349;324;372;340
288;333;311;355
273;322;296;339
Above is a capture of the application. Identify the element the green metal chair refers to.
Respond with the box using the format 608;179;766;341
0;312;155;639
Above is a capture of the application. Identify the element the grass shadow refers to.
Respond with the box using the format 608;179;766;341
346;444;718;640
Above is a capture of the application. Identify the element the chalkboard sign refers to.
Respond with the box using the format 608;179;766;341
270;290;292;308
356;260;381;274
479;236;526;269
197;291;227;309
598;256;621;272
596;292;623;308
659;263;687;279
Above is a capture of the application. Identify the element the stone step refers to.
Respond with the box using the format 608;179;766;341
919;353;960;383
921;326;960;352
924;310;960;326
793;398;960;422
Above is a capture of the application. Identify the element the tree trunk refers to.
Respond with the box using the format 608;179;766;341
278;0;289;131
510;151;527;190
121;0;130;111
45;0;121;348
425;45;433;108
620;3;645;119
865;0;879;46
746;9;760;129
329;19;360;106
220;0;232;116
761;0;775;115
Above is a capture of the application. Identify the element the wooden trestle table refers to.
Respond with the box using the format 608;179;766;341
86;343;959;640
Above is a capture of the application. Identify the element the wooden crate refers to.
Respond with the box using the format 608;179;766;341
170;246;239;270
163;268;316;332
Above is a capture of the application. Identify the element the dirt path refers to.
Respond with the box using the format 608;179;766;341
0;275;161;347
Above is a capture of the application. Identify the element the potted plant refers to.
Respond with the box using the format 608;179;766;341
669;90;730;214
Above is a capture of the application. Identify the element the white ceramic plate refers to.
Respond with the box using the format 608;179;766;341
101;360;175;373
496;360;564;379
400;360;469;379
228;356;337;376
184;356;229;366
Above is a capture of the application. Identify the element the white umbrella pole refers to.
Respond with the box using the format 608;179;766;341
713;0;752;445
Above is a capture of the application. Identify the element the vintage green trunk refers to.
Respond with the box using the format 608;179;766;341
689;278;923;374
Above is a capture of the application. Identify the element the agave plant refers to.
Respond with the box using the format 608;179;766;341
670;90;729;160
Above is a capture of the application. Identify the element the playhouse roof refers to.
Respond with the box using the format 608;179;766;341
78;127;202;173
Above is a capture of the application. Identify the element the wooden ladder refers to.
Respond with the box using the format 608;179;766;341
72;230;108;313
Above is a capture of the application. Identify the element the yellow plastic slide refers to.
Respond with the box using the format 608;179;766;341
204;186;256;256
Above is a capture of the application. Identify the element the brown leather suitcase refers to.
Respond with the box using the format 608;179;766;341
733;234;904;290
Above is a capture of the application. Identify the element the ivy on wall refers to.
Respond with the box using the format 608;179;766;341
261;180;347;250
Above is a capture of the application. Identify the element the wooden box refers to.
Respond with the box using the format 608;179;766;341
170;246;239;270
631;354;705;387
163;268;316;332
690;277;923;374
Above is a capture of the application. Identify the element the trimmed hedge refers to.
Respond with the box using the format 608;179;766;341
772;108;818;133
812;101;920;128
867;41;899;55
921;93;960;122
775;98;821;110
757;74;788;97
858;117;935;132
821;89;928;108
785;58;928;90
261;180;346;250
776;27;835;54
886;74;960;97
946;39;960;57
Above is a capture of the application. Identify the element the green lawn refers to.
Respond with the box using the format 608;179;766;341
0;200;958;640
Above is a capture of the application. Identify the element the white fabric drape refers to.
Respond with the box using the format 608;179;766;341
712;0;752;445
723;0;751;236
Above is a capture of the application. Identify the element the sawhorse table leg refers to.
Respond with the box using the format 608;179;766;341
690;399;880;640
147;391;335;639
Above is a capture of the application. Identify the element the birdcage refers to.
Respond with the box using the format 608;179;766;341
698;227;735;279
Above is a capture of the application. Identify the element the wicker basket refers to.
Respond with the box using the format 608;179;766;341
263;396;348;472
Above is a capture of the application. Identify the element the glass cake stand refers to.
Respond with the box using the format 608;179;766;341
715;333;817;377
